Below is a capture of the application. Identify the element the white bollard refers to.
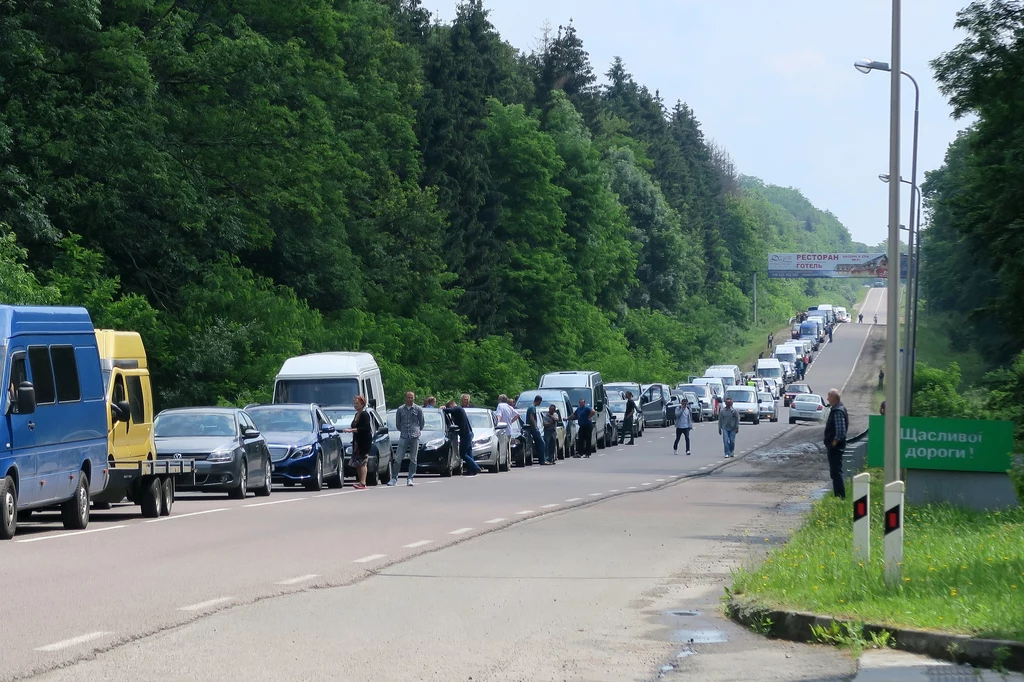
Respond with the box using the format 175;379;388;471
883;480;904;587
852;473;870;562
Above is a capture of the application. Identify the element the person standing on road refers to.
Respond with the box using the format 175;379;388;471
619;391;638;445
542;404;560;464
767;332;774;349
827;325;833;343
824;389;848;499
495;394;521;431
390;391;424;487
444;399;481;476
344;396;372;489
526;395;547;465
718;398;740;459
795;356;805;381
858;313;864;324
568;398;596;458
877;368;884;390
673;398;693;456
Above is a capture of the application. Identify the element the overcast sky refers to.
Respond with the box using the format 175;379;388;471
430;0;973;246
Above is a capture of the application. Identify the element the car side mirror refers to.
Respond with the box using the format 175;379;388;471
16;382;36;415
243;427;261;439
376;425;388;436
369;398;377;409
496;421;509;430
112;399;131;423
320;423;336;434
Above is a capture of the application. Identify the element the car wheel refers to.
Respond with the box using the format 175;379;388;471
256;459;272;497
789;417;796;425
229;460;248;499
61;472;91;530
161;477;175;514
328;457;345;489
305;454;324;492
1;475;17;540
366;453;380;486
441;446;454;477
754;417;760;426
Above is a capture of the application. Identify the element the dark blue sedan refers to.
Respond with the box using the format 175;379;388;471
245;404;343;491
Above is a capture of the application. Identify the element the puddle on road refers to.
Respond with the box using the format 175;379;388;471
666;610;701;617
670;629;728;644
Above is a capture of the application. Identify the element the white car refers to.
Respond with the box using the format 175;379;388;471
465;408;512;472
763;377;782;399
789;394;827;424
725;386;761;425
757;391;779;422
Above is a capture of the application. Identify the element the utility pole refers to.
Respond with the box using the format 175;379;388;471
884;0;902;487
753;272;757;326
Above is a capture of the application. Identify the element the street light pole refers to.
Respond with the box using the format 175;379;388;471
885;0;902;486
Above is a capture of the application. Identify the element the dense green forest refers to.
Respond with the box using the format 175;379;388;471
916;0;1024;450
0;0;862;409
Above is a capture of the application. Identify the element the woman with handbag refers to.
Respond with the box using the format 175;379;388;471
345;395;372;489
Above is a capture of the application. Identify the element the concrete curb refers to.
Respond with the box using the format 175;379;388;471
726;597;1024;672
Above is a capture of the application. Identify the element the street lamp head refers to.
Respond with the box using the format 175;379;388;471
879;173;890;183
854;58;892;74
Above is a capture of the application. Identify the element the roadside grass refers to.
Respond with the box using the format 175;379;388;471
731;469;1024;641
913;312;989;387
725;320;792;376
871;388;884;414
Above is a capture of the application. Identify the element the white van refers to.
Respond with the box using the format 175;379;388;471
817;304;834;322
704;364;742;387
538;371;612;449
773;345;798;365
273;352;386;412
755;358;784;382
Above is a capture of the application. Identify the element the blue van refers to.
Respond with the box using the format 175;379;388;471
0;306;108;539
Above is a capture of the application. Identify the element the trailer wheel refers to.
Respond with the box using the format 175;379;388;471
160;477;174;516
140;477;163;518
1;476;16;540
61;472;90;530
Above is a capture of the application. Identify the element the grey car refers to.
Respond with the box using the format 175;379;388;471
757;391;779;423
324;406;393;486
155;407;272;499
465;408;511;473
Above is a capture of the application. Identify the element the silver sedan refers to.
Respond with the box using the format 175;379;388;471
757;392;778;423
788;394;827;424
466;408;511;473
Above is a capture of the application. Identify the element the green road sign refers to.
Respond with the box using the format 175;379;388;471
867;416;1015;473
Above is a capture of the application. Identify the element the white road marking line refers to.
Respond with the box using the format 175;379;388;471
655;479;665;482
353;554;387;564
540;503;559;509
588;492;602;496
515;510;534;515
428;480;442;484
617;448;624;452
700;465;710;469
448;527;473;535
840;308;877;394
608;489;619;493
277;574;318;586
144;508;228;524
669;475;680;478
660;436;666;439
178;597;233;612
244;497;304;508
403;540;432;548
641;482;652;486
17;525;127;543
485;517;506;524
597;453;607;457
628;486;637;489
35;631;109;652
313;491;353;498
564;497;582;502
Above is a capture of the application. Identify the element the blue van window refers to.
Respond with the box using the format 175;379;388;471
50;345;81;403
27;346;56;404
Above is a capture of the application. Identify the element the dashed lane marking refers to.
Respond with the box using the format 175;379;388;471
35;632;110;652
17;525;127;543
144;508;228;523
485;518;506;524
608;489;619;493
178;597;233;612
588;492;602;496
353;554;387;564
564;497;582;502
655;479;665;482
628;486;637;489
277;574;318;586
244;497;304;508
313;491;354;498
641;483;652;486
403;540;432;548
540;503;559;509
515;510;534;515
448;527;473;535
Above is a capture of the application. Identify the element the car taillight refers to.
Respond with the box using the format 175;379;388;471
817;404;823;411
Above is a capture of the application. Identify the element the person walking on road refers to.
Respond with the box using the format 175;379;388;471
542;404;560;464
619;391;638;445
858;313;864;324
568;398;596;458
795;356;806;381
526;395;547;464
444;399;481;476
877;368;884;390
824;389;849;499
344;395;372;489
718;398;740;459
827;325;833;343
673;398;693;456
390;391;424;486
767;332;774;350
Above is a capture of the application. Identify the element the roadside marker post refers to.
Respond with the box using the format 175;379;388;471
883;480;904;587
852;473;870;562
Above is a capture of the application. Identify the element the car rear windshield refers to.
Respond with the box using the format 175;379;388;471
247;408;313;433
793;396;820;405
725;389;756;402
787;384;811;393
155;412;236;438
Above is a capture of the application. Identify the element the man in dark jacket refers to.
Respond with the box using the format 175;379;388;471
824;389;848;498
444;399;481;476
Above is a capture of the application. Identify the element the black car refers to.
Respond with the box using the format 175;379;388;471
323;405;392;486
246;404;344;491
154;407;272;499
386;407;462;477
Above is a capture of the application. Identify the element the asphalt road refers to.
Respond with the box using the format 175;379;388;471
6;287;888;682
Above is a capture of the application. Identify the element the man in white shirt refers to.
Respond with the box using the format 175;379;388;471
495;394;522;438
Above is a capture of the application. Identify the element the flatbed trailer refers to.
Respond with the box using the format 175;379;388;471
94;459;196;518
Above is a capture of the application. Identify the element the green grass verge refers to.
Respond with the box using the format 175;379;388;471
731;469;1024;641
913;312;988;387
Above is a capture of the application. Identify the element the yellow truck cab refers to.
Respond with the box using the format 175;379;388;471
95;329;154;464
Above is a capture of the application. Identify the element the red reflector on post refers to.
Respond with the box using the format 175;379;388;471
884;505;901;535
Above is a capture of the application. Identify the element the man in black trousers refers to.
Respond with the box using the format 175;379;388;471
824;389;848;498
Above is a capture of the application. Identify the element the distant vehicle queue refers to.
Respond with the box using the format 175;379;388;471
0;301;846;539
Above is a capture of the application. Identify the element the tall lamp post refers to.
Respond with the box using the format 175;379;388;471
855;59;920;420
